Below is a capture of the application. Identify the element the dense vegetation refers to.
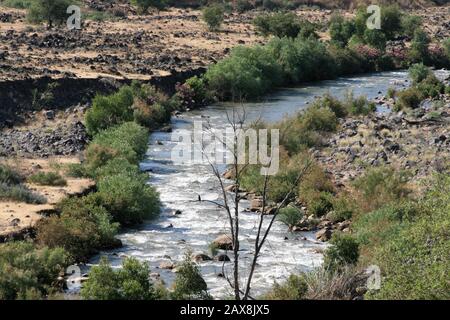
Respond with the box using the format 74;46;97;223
260;64;449;300
0;241;69;299
81;257;163;300
177;4;450;102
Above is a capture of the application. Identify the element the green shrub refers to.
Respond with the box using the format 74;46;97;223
82;257;160;300
353;166;410;212
0;182;46;204
386;87;396;99
205;45;282;100
301;106;338;132
323;233;359;272
380;5;402;40
395;87;422;110
202;5;224;31
253;12;302;38
308;191;334;217
363;29;387;51
344;93;376;115
416;74;445;98
235;0;253;13
93;157;141;180
131;0;166;14
329;14;355;47
28;171;67;186
328;195;354;223
65;163;88;178
171;251;210;300
0;242;69;300
265;274;308;300
36;197;119;261
133;101;170;130
85;122;148;172
85;86;134;135
27;0;72;27
312;94;347;118
96;172;160;226
409;29;430;64
0;164;23;185
408;63;432;84
278;205;303;230
401;14;422;38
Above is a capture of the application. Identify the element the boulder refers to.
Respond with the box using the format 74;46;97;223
215;254;230;262
159;261;175;270
212;234;233;250
316;228;332;242
250;198;263;212
192;252;212;262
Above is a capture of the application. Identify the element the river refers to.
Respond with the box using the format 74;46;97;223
89;70;420;298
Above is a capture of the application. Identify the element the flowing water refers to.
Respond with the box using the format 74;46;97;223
89;70;430;298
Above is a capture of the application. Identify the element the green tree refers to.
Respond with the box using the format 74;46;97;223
172;251;211;300
81;257;160;300
329;14;355;47
409;29;430;63
202;5;224;31
27;0;72;28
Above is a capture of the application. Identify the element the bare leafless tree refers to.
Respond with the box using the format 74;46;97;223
198;107;312;300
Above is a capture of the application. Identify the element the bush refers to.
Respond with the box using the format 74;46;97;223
133;101;170;130
409;29;430;64
278;205;303;230
96;172;160;226
253;12;302;38
28;171;67;186
36;197;119;261
308;191;334;217
344;93;376;115
363;29;387;51
175;76;209;109
265;274;308;300
171;251;210;300
416;74;445;99
323;233;359;272
395;87;422;110
131;0;166;14
85;86;134;136
353;166;410;212
81;257;160;300
202;5;224;31
235;0;253;13
312;94;347;118
0;164;23;185
328;194;354;223
0;242;69;300
329;14;355;47
27;0;72;28
401;14;422;38
85;122;148;172
0;182;46;204
408;63;432;85
205;45;282;100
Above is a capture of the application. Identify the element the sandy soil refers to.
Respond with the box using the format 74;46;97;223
0;156;95;238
